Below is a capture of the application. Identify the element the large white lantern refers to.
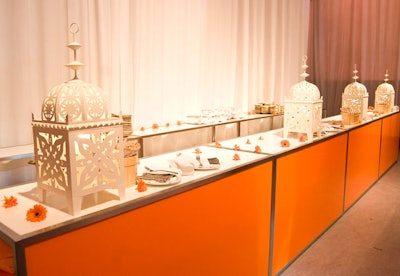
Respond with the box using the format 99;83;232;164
374;71;395;115
284;56;323;140
341;65;369;124
32;24;125;215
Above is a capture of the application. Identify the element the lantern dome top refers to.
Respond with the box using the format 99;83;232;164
343;65;368;97
40;23;108;123
375;71;395;95
289;56;321;101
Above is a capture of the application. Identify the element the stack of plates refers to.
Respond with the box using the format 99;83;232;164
112;113;133;136
121;114;133;136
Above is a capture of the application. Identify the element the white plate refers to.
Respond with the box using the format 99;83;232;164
140;175;181;186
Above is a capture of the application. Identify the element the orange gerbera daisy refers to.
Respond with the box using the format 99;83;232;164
26;204;47;222
280;139;290;147
3;196;18;208
299;135;307;142
255;145;262;154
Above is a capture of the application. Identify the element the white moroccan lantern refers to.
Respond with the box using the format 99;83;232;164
374;71;395;115
32;23;125;215
341;65;369;124
284;56;323;140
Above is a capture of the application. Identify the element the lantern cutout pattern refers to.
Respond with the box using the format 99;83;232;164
374;71;395;115
32;23;125;216
341;65;369;124
284;56;323;140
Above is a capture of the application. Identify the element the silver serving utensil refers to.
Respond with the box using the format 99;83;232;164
196;154;203;167
144;166;179;175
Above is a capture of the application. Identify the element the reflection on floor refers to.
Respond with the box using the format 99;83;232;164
280;156;400;276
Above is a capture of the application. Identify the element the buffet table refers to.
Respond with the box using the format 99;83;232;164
0;111;398;276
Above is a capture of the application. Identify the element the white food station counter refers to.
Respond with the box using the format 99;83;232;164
0;111;398;276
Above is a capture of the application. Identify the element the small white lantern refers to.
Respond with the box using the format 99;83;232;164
284;56;323;140
341;65;369;123
32;24;125;215
374;71;395;115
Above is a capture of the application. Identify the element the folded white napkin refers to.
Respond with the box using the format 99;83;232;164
169;153;196;175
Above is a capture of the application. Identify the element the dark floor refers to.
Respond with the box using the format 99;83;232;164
280;157;400;276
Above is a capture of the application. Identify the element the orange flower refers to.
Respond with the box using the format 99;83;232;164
233;153;240;160
177;120;182;126
137;179;147;192
165;122;170;127
3;196;18;208
140;126;145;131
299;135;307;142
234;144;240;151
255;145;262;153
246;139;251;144
280;139;290;147
215;141;222;148
26;204;47;222
152;123;159;129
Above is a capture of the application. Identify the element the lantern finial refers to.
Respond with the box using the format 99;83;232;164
352;64;359;82
300;55;309;80
65;23;84;80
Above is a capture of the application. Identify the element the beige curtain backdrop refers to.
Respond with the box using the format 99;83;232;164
308;0;400;117
0;0;309;148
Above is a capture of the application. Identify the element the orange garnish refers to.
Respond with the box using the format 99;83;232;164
233;153;240;160
137;179;147;192
3;196;17;208
140;126;145;131
234;144;240;151
246;139;251;144
255;145;262;153
215;141;222;148
152;123;159;129
26;204;47;222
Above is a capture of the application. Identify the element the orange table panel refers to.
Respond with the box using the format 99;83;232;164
379;113;400;176
24;162;272;276
344;120;381;209
272;134;347;275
